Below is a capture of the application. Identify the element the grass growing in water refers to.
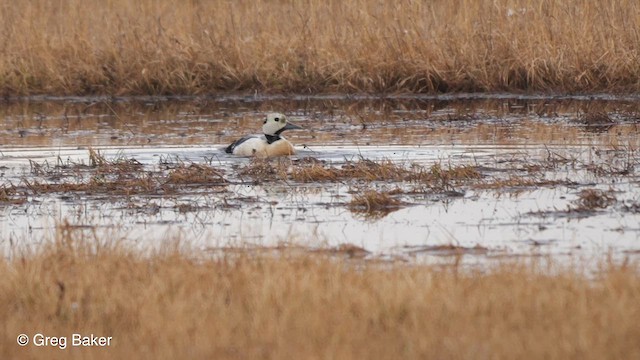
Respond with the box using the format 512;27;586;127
240;157;480;191
348;189;405;218
573;188;617;211
1;224;639;359
2;0;640;95
165;164;227;185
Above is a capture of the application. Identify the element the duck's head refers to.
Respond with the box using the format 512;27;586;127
262;113;301;136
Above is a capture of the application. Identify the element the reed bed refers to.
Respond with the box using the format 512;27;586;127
2;0;640;95
1;225;639;359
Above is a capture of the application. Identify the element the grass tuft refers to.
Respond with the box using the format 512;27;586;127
0;184;26;204
237;158;289;182
348;190;405;218
165;164;227;185
573;188;617;211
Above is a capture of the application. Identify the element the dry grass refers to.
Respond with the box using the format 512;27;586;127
348;189;405;218
23;175;160;196
2;0;640;95
474;176;570;190
165;164;227;185
1;225;640;359
241;157;480;192
4;154;483;203
573;188;617;211
0;184;26;204
237;158;289;182
3;151;229;200
88;148;144;174
291;158;412;182
425;163;482;189
579;111;615;126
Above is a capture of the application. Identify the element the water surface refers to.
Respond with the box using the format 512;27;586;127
1;95;639;266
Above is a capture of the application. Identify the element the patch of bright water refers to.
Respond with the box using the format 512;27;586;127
0;96;639;267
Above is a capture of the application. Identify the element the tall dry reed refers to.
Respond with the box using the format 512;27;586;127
1;225;639;359
1;0;640;95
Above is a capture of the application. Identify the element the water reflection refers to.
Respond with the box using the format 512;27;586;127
1;96;639;149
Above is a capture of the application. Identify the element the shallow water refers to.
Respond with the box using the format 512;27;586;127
1;95;639;266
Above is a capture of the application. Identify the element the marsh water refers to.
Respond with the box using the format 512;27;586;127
1;94;639;266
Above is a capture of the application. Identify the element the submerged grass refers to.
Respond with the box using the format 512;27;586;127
1;225;639;359
2;0;640;95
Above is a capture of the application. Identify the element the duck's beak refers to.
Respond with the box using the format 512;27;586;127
283;122;302;131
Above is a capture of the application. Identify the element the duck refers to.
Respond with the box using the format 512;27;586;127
225;113;302;157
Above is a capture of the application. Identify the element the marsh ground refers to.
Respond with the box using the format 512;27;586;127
1;234;639;360
0;95;639;358
3;0;640;357
0;95;638;265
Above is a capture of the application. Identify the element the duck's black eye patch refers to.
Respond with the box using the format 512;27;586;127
274;117;280;122
263;119;267;124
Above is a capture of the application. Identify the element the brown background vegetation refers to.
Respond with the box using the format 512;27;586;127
1;232;639;359
1;0;640;95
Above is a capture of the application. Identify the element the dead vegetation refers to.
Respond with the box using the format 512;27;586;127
89;148;143;173
474;176;571;190
2;146;636;222
573;188;617;211
1;151;484;205
22;174;161;196
313;244;371;259
1;226;639;360
0;150;229;202
236;158;289;182
0;184;25;204
239;157;481;191
579;111;615;126
348;190;405;218
405;244;490;256
3;0;640;95
165;164;226;185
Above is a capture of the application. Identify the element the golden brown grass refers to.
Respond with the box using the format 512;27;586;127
241;157;480;192
165;163;227;185
2;0;640;95
291;158;410;182
1;225;640;359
